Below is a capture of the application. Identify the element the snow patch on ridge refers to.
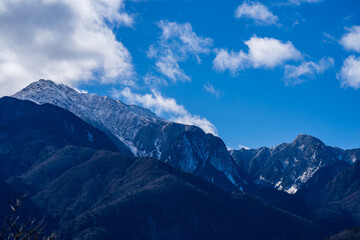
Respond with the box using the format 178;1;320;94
285;185;298;194
298;161;322;183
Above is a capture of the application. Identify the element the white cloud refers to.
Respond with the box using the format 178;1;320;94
148;20;213;82
113;87;218;135
284;57;334;84
287;0;323;5
235;1;279;25
204;83;223;98
340;26;360;53
339;55;360;89
213;49;248;74
74;88;89;94
0;0;134;96
213;36;302;73
118;87;187;115
246;37;302;67
172;115;218;136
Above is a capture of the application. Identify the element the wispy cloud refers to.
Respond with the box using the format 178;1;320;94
338;55;360;89
213;36;302;74
147;20;213;82
322;32;336;44
340;26;360;53
113;87;218;135
204;83;224;98
0;0;135;96
235;1;279;25
284;57;334;85
143;73;168;86
287;0;323;5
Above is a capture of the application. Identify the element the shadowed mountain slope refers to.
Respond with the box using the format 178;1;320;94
14;146;321;240
0;96;120;179
298;160;360;224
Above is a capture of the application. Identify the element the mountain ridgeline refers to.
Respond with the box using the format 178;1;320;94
0;79;359;239
230;135;360;193
13;79;248;191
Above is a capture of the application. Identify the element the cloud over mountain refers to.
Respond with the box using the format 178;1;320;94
0;0;134;96
113;87;218;135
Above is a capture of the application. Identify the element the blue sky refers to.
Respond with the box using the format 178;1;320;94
1;0;360;149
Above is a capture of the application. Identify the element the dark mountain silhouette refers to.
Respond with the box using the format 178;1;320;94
0;179;17;221
16;146;321;240
0;96;121;179
298;160;360;226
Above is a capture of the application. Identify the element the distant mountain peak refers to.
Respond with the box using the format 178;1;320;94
292;134;325;147
23;79;64;91
230;133;354;194
35;78;55;84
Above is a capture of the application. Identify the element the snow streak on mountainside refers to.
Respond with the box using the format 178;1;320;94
230;134;360;194
13;79;246;191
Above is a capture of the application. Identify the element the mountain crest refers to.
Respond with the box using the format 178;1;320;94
17;79;69;97
292;134;325;147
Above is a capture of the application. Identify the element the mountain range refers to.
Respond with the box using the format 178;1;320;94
230;134;360;193
13;79;248;192
0;94;319;239
1;79;360;239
